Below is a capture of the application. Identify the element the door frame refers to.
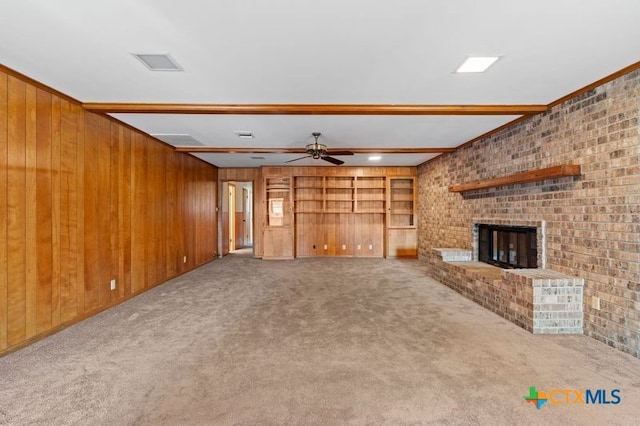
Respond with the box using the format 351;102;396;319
218;180;255;257
228;183;236;251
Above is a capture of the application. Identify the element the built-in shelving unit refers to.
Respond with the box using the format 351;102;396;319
449;165;581;193
387;177;417;258
389;178;415;227
266;168;416;259
325;176;354;213
263;175;293;259
294;176;324;213
265;176;291;226
293;176;387;214
356;176;386;213
292;175;389;258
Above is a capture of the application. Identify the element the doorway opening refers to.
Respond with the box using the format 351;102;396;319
220;181;253;256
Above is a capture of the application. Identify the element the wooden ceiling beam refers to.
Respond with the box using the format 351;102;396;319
83;103;547;115
173;147;455;154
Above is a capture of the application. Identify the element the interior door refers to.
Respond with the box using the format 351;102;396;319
242;187;252;246
221;182;229;255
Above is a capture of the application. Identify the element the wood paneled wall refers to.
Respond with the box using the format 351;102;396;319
296;213;385;257
0;67;217;355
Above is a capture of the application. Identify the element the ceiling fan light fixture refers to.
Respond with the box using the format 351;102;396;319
286;132;352;165
455;56;500;73
305;142;327;157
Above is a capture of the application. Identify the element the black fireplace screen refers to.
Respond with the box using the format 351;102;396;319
478;224;537;268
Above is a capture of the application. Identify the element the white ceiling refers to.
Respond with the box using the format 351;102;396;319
2;0;639;167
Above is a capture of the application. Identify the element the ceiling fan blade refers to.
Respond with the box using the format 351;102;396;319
285;155;312;163
322;156;344;165
326;150;354;156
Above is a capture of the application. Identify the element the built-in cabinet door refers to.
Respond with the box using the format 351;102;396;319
387;177;418;258
263;227;294;259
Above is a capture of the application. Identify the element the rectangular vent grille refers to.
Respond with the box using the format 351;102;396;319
132;53;183;71
152;134;204;146
234;131;254;139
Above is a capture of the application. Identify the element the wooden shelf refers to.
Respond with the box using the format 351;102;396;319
356;177;386;190
293;176;388;214
449;165;581;193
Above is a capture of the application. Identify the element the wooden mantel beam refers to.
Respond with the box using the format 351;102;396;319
83;103;548;116
449;165;581;193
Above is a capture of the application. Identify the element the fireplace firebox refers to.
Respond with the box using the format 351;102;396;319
478;224;537;268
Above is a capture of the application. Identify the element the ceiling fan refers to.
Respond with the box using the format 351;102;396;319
285;132;354;165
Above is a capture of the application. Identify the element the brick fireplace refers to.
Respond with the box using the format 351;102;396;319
425;219;583;335
471;219;545;268
477;224;537;268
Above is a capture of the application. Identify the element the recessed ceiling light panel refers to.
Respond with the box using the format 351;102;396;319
132;53;183;71
368;156;382;161
455;56;500;73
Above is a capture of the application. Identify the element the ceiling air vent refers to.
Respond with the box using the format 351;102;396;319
250;156;265;160
132;53;183;71
234;131;254;139
151;134;203;146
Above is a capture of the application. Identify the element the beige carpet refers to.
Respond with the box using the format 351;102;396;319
0;255;638;425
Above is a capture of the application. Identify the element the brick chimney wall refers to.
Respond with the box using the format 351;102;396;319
418;69;639;358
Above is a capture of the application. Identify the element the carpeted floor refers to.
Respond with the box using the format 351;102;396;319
0;255;638;425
